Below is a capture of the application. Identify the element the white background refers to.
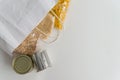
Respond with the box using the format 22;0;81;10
1;0;120;80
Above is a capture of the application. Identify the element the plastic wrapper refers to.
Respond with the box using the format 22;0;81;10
51;0;70;29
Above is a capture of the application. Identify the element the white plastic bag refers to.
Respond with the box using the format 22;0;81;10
0;0;56;56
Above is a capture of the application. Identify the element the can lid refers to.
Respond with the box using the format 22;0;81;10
12;54;33;74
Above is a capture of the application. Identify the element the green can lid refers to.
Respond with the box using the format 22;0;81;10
12;54;33;74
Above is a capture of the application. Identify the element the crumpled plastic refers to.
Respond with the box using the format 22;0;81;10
0;0;56;55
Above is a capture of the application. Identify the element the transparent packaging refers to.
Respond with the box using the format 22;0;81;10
13;0;70;56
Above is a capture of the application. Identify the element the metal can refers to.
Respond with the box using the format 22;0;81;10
12;54;34;74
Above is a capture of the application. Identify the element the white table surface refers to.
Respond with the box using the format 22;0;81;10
1;0;120;80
